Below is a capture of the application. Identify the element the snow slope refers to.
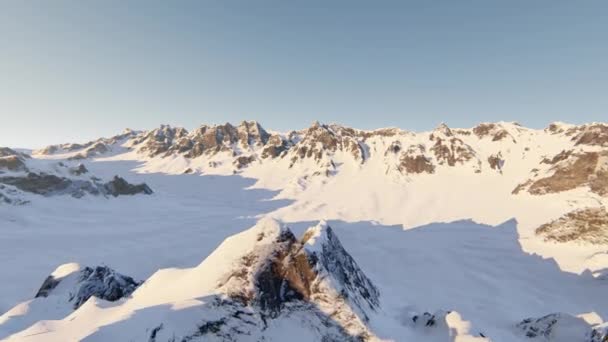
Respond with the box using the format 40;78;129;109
1;120;608;341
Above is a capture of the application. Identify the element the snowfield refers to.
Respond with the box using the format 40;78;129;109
1;121;607;341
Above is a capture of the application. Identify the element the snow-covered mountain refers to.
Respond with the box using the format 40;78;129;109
2;120;608;341
0;146;152;204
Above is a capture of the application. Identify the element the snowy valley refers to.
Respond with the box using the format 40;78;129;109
1;120;608;341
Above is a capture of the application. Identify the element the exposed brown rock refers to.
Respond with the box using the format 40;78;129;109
545;123;565;134
288;122;365;166
261;135;290;159
528;152;605;195
395;144;435;174
572;124;608;147
133;125;189;157
473;123;510;141
536;207;608;244
233;155;255;169
237;121;270;148
0;156;27;171
360;128;401;139
487;152;504;171
430;137;475;167
512;180;533;195
541;150;573;165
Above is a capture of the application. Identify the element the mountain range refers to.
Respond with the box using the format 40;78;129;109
1;120;608;341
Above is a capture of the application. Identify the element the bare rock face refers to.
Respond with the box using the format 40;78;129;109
103;176;153;197
288;122;366;166
536;207;608;244
214;221;380;340
132;125;189;157
0;172;152;200
541;150;573;165
0;147;29;158
233;155;256;169
237;120;270;148
184;123;239;158
0;155;27;172
397;144;435;175
261;134;291;159
0;172;75;195
515;151;608;196
0;148;29;172
69;164;89;176
35;265;141;310
516;313;607;342
487;152;505;172
429;131;477;168
546;123;567;134
473;123;511;141
571;124;608;147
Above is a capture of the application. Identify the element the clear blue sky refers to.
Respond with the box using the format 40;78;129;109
1;1;607;148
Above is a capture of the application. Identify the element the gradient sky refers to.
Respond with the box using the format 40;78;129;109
1;1;607;148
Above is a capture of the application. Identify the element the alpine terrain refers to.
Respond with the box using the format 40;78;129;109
1;120;608;342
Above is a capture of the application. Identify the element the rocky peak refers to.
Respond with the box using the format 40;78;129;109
472;123;512;142
34;130;138;157
132;125;189;157
237;120;270;147
433;123;454;137
261;134;291;159
300;221;380;315
0;147;29;172
216;219;379;337
0;147;28;158
288;122;365;166
34;263;141;309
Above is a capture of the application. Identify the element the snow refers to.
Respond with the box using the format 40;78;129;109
1;121;608;341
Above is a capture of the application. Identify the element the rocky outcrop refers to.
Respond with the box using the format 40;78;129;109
287;122;366;166
213;220;380;340
571;124;608;147
0;263;141;339
103;176;153;196
516;313;607;342
488;152;505;172
536;207;608;244
35;265;141;309
237;120;270;147
233;155;256;169
131;125;189;157
396;144;435;174
0;148;29;172
429;124;478;168
0;172;80;195
515;151;608;196
473;123;512;142
69;163;89;176
35;129;137;157
0;173;152;200
261;134;291;159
